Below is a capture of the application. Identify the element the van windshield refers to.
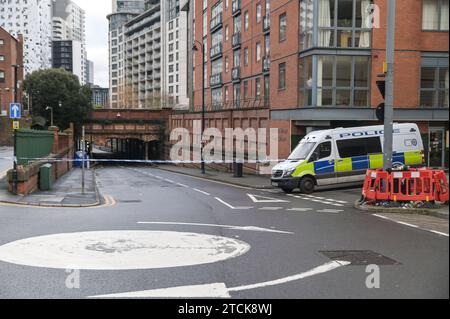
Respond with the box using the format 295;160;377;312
288;142;316;160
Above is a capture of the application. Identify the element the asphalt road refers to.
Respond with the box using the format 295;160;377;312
0;165;448;299
0;147;13;177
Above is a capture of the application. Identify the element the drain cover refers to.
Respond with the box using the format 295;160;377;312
320;250;401;266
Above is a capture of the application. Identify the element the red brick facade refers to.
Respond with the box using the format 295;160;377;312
170;0;449;171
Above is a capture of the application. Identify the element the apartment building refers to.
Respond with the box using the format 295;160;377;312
108;0;146;108
171;0;449;170
91;85;109;108
52;40;84;82
0;27;24;116
0;0;52;74
52;0;87;84
108;0;190;109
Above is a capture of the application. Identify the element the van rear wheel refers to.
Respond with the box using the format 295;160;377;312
299;176;315;194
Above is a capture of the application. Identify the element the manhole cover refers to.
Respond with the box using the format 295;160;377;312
320;250;401;266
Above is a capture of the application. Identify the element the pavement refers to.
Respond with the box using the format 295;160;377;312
0;167;100;207
0;164;447;298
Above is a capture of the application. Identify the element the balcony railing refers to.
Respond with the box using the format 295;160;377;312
232;0;241;16
263;15;270;33
210;73;223;87
210;42;223;59
231;66;241;82
263;56;270;73
210;14;223;32
232;32;241;48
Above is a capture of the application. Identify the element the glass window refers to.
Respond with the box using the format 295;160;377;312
279;13;287;41
420;64;449;108
244;47;249;65
244;11;249;30
422;0;449;31
310;142;332;161
256;42;261;61
337;137;382;158
288;141;316;160
243;80;249;98
256;77;261;97
256;3;262;23
278;62;286;90
300;0;314;50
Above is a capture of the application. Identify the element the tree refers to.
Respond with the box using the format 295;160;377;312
23;68;92;133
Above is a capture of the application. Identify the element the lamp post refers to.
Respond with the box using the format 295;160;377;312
46;106;54;127
193;40;206;174
11;64;23;195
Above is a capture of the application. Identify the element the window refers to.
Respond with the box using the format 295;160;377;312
234;84;241;105
212;88;223;106
244;47;249;65
256;42;261;61
420;60;449;108
256;3;262;23
243;80;249;98
422;0;449;31
225;25;229;41
244;11;249;30
337;137;382;158
278;63;286;90
279;13;287;41
0;55;4;61
234;15;241;33
225;56;229;73
299;55;371;107
0;70;5;82
255;77;261;97
234;49;240;67
302;0;373;49
310;142;332;161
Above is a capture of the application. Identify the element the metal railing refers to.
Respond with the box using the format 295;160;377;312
210;14;223;32
210;42;223;59
210;73;223;87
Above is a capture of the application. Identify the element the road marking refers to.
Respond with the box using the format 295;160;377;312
215;197;253;210
193;188;211;196
90;283;231;299
0;231;250;270
287;194;345;207
137;222;293;234
90;260;350;298
373;214;449;237
176;183;188;188
317;209;344;214
286;208;313;212
247;194;289;203
165;179;175;183
259;207;283;211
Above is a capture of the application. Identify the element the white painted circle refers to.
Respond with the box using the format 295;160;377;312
0;231;250;270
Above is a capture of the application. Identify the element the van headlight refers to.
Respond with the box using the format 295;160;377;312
285;168;296;177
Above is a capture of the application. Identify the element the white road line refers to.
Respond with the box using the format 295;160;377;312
259;207;283;211
317;209;344;214
137;222;293;234
373;214;449;237
193;188;211;196
247;194;289;203
286;208;313;212
215;197;253;210
176;183;188;188
165;179;175;183
89;260;350;298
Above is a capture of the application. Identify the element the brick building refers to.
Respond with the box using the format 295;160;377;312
0;27;24;116
170;0;449;172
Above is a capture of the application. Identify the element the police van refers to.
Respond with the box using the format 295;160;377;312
271;123;424;194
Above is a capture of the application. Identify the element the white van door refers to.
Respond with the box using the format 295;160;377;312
308;140;337;186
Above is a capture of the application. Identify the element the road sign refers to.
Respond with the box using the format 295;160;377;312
12;121;19;130
9;103;21;119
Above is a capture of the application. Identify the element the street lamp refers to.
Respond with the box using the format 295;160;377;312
46;101;62;127
193;40;206;175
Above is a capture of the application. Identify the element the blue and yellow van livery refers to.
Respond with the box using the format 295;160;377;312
271;124;424;194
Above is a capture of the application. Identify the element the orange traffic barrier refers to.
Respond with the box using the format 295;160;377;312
362;168;449;203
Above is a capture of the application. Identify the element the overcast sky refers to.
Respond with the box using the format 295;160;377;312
73;0;111;87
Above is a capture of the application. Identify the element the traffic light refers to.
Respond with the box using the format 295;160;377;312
375;80;386;121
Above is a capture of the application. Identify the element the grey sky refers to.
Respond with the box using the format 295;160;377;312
73;0;111;87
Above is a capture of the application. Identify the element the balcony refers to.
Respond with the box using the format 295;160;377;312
232;0;241;16
263;15;270;33
232;32;241;49
231;66;241;82
210;42;223;60
210;13;223;32
210;73;223;87
263;56;270;73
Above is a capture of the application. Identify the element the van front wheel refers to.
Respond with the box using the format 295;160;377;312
299;176;315;194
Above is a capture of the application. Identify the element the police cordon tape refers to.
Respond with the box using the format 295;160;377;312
0;157;283;164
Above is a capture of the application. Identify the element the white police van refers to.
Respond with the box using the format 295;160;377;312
271;123;424;194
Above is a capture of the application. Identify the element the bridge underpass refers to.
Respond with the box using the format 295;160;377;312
84;109;170;164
